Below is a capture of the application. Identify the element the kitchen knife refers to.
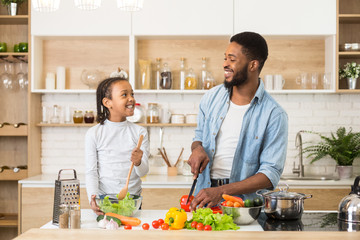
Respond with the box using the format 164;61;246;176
186;178;197;205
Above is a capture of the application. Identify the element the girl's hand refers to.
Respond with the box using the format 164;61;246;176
90;195;104;215
131;148;143;166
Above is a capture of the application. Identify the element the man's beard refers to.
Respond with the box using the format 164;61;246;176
223;63;249;90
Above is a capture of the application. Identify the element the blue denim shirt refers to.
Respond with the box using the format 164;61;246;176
193;80;288;200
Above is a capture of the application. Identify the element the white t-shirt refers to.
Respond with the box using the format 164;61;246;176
211;101;250;179
85;120;149;202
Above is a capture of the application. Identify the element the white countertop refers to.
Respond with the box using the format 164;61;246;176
19;173;355;189
40;209;264;231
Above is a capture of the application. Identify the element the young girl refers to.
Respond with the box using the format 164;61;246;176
85;77;149;215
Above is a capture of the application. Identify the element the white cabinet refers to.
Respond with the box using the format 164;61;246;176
234;0;336;35
132;0;234;35
31;0;131;36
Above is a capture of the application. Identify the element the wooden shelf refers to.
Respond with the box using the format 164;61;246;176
0;15;28;25
339;14;360;23
0;169;28;181
336;89;360;93
0;53;28;63
0;213;17;227
0;125;27;136
37;123;197;127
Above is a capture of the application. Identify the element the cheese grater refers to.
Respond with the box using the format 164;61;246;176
52;169;80;224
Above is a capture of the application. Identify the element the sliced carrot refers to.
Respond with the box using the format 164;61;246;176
105;212;141;226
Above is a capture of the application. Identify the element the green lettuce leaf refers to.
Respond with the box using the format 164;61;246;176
98;192;136;217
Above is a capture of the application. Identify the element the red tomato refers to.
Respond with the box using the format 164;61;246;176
158;219;164;225
124;225;132;230
142;223;150;230
190;221;198;229
196;222;204;231
161;223;169;230
204;225;212;231
152;220;160;229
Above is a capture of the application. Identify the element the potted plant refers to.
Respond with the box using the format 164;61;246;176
303;127;360;179
1;0;25;15
339;62;360;90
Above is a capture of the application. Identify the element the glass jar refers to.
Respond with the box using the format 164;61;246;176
138;59;151;89
146;103;160;123
84;111;95;123
203;71;215;90
127;103;145;123
59;204;69;229
70;204;81;229
182;160;192;176
185;68;197;90
73;111;84;124
50;105;60;124
160;63;172;89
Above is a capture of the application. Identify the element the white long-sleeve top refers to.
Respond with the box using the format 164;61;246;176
85;119;149;202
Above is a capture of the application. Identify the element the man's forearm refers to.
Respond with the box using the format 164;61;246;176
220;173;273;196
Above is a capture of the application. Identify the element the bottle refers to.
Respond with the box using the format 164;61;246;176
155;58;161;90
59;204;69;229
179;57;186;90
84;111;95;123
70;204;81;229
146;103;160;123
50;105;60;124
73;111;84;124
160;63;172;89
201;57;207;89
185;68;197;90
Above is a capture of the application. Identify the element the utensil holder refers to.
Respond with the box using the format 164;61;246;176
167;167;178;176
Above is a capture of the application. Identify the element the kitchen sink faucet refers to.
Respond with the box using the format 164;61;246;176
292;130;305;177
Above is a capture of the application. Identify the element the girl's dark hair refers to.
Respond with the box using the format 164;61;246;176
230;32;268;72
96;77;128;124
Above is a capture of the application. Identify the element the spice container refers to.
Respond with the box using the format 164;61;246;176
160;63;172;89
146;103;160;123
59;204;69;229
73;111;84;123
70;204;81;229
84;111;95;123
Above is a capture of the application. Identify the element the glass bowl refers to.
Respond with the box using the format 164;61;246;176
95;194;142;217
221;205;263;225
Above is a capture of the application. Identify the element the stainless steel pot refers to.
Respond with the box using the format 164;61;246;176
256;183;312;220
338;176;360;224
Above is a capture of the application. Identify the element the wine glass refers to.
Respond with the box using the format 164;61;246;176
0;62;15;90
16;62;28;90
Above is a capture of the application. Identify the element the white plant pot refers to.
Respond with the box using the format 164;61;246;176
336;165;353;179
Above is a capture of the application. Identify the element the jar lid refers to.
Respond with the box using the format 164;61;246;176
148;103;157;106
74;110;82;113
85;110;93;113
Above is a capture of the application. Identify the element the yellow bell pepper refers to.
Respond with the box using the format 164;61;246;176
164;207;187;230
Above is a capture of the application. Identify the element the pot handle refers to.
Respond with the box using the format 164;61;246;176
303;194;313;199
256;189;268;196
351;176;360;195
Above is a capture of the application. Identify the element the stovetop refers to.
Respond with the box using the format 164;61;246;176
257;211;359;231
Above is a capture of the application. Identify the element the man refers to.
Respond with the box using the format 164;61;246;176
188;32;288;210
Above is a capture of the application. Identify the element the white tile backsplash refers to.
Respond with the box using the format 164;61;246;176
40;93;360;177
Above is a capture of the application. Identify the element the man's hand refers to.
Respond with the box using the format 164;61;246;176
190;186;223;210
187;142;209;179
131;147;143;166
90;194;104;215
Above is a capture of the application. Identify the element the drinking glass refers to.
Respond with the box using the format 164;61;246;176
322;73;332;89
296;73;309;89
311;73;319;89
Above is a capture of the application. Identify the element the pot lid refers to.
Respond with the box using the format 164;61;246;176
261;182;310;200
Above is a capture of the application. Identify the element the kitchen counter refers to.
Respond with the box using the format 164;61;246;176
19;174;355;189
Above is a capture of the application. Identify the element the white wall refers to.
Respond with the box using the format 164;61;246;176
40;93;360;176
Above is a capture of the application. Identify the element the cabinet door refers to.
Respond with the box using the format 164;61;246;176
234;0;336;35
132;0;233;35
31;0;131;36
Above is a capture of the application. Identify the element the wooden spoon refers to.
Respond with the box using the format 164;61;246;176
118;135;144;200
